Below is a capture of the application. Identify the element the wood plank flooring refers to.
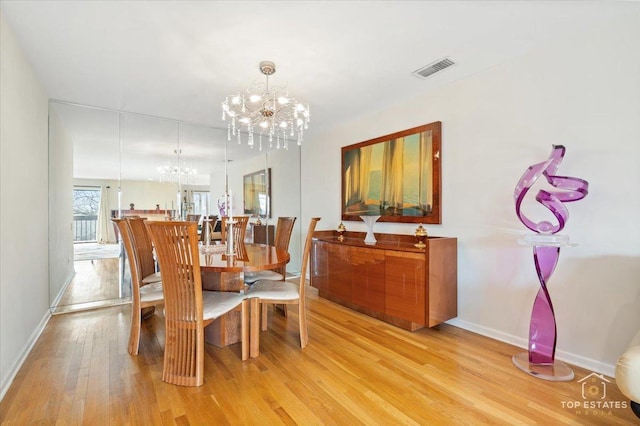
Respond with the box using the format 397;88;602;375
2;287;638;425
57;258;124;307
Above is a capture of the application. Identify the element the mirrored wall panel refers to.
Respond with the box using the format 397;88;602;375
48;101;302;313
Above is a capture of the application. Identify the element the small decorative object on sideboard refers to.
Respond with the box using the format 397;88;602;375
360;215;380;245
414;224;428;248
336;222;346;241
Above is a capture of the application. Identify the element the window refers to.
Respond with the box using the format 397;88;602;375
192;191;210;216
73;186;101;242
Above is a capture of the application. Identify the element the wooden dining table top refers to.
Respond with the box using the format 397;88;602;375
199;242;290;273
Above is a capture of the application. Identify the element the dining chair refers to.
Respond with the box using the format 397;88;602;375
186;214;201;223
199;215;218;243
145;221;249;386
220;215;250;246
114;219;164;356
244;216;297;285
126;217;162;284
247;217;320;356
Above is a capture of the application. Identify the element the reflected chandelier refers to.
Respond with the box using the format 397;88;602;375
157;150;197;184
222;61;310;150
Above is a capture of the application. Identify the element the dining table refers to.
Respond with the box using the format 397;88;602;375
199;242;290;348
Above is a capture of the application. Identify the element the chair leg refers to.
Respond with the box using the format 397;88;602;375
299;301;308;349
241;299;249;361
274;304;288;317
250;298;260;358
128;305;141;355
261;301;268;331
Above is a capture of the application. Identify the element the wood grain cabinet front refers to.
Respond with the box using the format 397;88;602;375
384;251;426;327
310;231;457;331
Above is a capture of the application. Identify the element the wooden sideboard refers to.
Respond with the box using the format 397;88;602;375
250;224;275;245
310;230;457;331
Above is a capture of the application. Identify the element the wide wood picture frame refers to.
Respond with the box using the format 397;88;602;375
243;168;271;218
341;121;441;224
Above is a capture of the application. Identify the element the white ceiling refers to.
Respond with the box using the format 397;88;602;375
2;1;633;181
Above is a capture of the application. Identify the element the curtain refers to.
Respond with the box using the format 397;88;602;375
344;146;374;209
418;131;433;213
96;186;113;244
380;138;404;210
344;150;360;206
358;145;372;204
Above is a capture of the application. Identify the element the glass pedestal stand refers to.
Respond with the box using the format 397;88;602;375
513;234;575;381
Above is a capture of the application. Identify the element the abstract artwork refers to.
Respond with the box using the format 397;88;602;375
513;145;589;381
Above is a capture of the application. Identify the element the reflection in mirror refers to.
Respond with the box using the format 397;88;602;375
49;102;122;311
243;168;271;218
48;101;302;312
218;140;302;274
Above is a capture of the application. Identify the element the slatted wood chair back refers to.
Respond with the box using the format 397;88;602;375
186;214;201;222
274;216;296;276
274;217;296;249
126;217;157;283
220;215;250;245
114;218;163;355
144;221;205;386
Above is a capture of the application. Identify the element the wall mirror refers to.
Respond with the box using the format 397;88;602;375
341;121;441;224
243;168;271;218
48;100;302;313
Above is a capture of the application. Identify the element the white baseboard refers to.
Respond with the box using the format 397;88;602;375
0;309;52;401
49;270;75;308
447;318;616;378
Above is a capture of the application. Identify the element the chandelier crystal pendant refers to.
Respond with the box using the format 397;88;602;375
222;61;310;150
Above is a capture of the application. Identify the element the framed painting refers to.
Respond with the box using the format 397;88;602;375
341;121;441;224
243;168;271;218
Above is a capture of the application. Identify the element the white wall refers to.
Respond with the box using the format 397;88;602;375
302;12;640;377
0;11;50;399
49;105;75;304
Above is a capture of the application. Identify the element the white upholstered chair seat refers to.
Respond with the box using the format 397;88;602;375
202;291;247;320
246;279;300;300
616;329;640;418
244;270;284;284
142;271;162;284
139;282;163;303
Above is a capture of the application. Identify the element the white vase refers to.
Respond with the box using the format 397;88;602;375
360;215;380;244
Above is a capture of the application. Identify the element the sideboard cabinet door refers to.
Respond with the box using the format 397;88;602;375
326;243;352;304
384;251;426;325
351;247;385;312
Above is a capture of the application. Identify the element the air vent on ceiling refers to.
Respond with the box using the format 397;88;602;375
412;57;455;79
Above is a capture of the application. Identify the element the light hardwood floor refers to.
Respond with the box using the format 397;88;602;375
2;286;637;424
58;258;123;307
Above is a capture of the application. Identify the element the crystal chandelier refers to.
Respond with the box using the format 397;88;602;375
222;61;310;150
157;150;197;184
157;165;197;184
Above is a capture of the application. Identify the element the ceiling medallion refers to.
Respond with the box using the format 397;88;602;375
222;61;310;150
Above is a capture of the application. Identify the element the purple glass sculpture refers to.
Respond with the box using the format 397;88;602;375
513;145;588;380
